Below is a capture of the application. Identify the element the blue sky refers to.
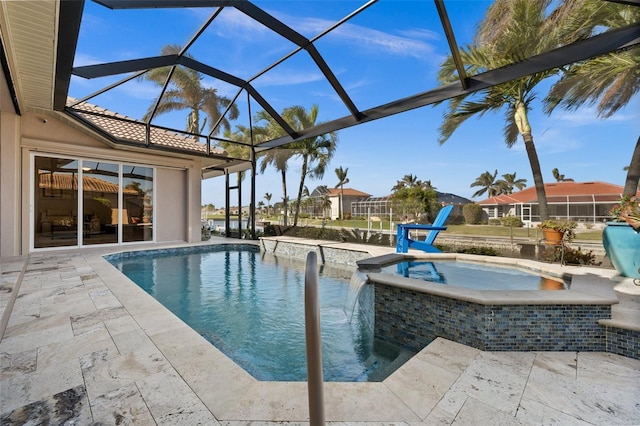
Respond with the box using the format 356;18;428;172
71;1;639;208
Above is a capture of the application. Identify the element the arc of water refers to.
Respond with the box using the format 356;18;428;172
344;270;369;322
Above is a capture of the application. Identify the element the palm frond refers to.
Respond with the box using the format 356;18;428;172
545;47;640;117
503;106;520;147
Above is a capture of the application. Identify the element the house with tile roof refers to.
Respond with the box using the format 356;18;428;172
478;181;638;228
1;89;246;254
308;186;371;219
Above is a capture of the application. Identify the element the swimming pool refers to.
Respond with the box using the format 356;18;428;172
382;260;569;290
107;245;413;382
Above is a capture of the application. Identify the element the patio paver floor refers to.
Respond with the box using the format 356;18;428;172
1;241;638;425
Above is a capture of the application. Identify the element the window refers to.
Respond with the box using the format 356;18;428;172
33;155;154;249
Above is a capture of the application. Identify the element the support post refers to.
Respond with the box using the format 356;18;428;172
305;252;325;425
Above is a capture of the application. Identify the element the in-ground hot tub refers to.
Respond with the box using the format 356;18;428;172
357;253;618;352
380;258;570;291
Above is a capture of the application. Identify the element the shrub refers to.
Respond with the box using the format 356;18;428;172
488;218;501;226
201;226;211;241
456;246;499;256
538;246;597;265
448;214;465;225
501;216;523;227
463;203;484;224
564;247;598;265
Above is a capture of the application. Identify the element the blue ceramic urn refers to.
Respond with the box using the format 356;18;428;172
603;222;640;279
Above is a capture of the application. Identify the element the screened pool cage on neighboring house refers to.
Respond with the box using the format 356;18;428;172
486;194;623;226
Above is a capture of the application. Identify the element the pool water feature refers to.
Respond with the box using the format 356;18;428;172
382;260;569;290
108;245;413;382
344;270;369;322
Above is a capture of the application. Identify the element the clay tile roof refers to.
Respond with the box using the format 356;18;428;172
39;172;138;194
66;99;226;155
478;181;637;205
327;188;371;197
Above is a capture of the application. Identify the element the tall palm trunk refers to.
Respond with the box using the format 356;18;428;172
624;136;640;196
515;101;549;221
280;170;288;226
522;132;549;221
293;155;309;227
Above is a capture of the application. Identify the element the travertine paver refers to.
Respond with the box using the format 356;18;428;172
0;242;638;425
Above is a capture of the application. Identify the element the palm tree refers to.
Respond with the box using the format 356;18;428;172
319;195;332;219
283;105;338;227
623;138;640;194
391;174;421;191
142;44;239;136
335;166;349;220
470;170;499;198
421;180;437;191
264;193;272;215
259;149;292;225
254;110;296;226
496;172;527;194
544;1;640;195
436;0;589;221
551;168;573;182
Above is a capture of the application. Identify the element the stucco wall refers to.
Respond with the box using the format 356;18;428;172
0;111;21;257
0;110;205;255
156;168;187;242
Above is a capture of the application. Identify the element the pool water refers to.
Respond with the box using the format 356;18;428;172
109;247;413;382
382;260;569;290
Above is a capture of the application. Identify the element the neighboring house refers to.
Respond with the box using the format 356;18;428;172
477;181;637;228
306;186;371;219
435;192;473;217
351;192;472;220
309;187;371;219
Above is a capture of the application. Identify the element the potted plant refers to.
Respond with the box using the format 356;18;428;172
603;195;640;280
538;219;577;244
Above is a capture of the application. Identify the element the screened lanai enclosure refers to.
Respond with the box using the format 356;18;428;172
2;0;639;242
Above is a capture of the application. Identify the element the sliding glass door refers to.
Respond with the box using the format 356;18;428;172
82;161;120;246
34;157;79;248
122;165;153;243
33;155;154;249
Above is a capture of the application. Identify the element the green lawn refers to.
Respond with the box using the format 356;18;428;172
310;218;603;241
207;215;604;242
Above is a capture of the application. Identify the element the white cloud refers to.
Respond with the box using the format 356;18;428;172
113;81;160;101
555;106;638;126
253;70;325;87
194;7;440;61
530;128;582;155
195;7;277;41
326;22;439;60
72;53;103;67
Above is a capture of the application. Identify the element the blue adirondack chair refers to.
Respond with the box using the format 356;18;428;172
396;204;454;253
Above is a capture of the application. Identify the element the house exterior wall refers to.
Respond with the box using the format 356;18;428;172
329;195;340;219
330;194;365;219
156;168;187;242
0;110;21;257
1;111;204;255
